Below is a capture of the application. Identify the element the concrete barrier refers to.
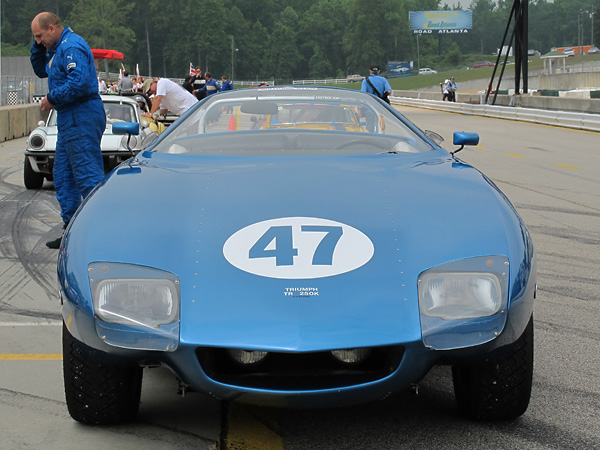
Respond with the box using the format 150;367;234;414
0;108;9;141
0;104;47;142
390;94;600;132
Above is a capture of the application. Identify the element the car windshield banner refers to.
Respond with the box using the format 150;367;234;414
409;10;472;34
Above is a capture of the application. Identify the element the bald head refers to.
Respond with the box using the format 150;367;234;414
31;12;64;50
33;12;62;29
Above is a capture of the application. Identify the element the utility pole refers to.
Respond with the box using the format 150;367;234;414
0;1;3;106
591;8;595;47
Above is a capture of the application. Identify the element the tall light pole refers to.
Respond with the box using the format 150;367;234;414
230;36;238;81
578;12;582;55
416;34;420;71
591;8;595;47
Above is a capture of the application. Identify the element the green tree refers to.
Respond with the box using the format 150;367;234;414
298;0;348;77
243;20;270;80
67;0;136;74
264;20;302;80
308;45;333;78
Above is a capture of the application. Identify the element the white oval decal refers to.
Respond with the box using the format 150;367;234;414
223;217;374;279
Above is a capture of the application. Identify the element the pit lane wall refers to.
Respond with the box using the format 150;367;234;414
391;91;600;132
0;104;47;143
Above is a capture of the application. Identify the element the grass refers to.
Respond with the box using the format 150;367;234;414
340;54;600;91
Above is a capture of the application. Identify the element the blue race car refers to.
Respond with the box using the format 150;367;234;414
58;86;536;425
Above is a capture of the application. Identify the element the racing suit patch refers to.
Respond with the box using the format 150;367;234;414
67;62;77;71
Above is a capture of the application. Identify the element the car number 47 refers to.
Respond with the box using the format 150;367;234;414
249;225;343;266
223;217;375;279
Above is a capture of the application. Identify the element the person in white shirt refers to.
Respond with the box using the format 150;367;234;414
147;78;198;116
98;77;107;93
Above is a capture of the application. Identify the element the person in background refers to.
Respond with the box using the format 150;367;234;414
442;79;450;101
446;77;457;102
146;77;198;117
182;74;195;94
196;72;219;97
361;64;392;104
192;67;206;100
135;77;144;92
98;76;107;93
220;75;233;91
30;11;106;249
117;70;133;93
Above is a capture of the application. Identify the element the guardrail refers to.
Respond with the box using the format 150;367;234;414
390;95;600;133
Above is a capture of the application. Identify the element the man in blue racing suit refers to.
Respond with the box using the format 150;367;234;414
30;12;106;248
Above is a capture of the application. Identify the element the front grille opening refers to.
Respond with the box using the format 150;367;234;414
196;345;404;391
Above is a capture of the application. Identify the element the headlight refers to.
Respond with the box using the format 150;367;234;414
419;272;502;320
89;262;180;351
95;278;178;326
418;256;509;350
28;134;46;150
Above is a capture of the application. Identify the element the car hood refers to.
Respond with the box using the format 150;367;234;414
62;150;528;351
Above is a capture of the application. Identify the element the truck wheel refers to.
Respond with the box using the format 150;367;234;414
24;157;45;189
63;323;143;425
452;316;533;420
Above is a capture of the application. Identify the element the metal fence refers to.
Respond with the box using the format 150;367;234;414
292;78;349;85
0;76;48;106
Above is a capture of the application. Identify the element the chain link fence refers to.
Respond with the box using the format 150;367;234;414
0;76;48;106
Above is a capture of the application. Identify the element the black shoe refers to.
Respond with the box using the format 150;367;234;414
46;236;62;249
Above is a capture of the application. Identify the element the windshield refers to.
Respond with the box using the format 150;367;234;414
47;100;137;127
155;87;433;155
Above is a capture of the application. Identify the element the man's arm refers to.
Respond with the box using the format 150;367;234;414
384;79;393;95
149;94;164;115
30;41;48;79
360;78;368;93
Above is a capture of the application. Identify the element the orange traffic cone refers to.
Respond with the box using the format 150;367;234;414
229;114;236;131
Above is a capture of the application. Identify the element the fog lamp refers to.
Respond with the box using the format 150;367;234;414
228;349;268;365
331;348;371;365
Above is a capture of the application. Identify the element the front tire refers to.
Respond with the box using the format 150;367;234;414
452;316;534;420
63;323;143;425
24;157;45;189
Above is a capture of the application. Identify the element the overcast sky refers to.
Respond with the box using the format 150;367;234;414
447;1;474;8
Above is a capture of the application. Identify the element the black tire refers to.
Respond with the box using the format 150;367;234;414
452;316;534;420
24;157;45;189
62;323;143;425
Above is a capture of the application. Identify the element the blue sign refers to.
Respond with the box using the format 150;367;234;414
409;11;472;33
388;61;413;78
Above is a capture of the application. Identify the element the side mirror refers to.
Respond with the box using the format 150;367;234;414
112;122;140;154
112;122;140;136
451;132;479;155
